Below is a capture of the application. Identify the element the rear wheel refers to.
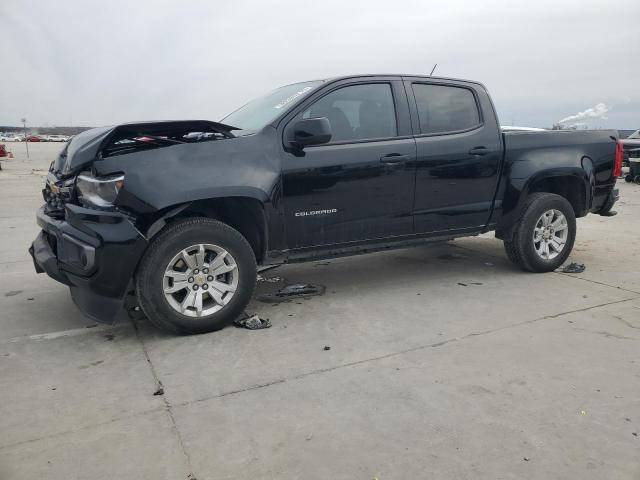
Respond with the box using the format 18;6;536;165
503;193;576;272
136;218;256;334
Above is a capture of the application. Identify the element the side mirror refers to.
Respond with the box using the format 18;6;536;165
286;117;332;149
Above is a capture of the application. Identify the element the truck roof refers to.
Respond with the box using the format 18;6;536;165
319;74;485;87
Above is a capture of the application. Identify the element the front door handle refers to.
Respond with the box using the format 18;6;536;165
468;146;490;156
380;154;410;164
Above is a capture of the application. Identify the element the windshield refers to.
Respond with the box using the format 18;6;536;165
222;80;323;130
628;129;640;139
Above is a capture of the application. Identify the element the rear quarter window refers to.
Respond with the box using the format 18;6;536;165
412;84;481;135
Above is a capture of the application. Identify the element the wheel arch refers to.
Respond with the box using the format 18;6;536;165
496;168;590;240
142;195;268;264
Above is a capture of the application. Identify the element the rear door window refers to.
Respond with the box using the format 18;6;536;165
412;84;481;135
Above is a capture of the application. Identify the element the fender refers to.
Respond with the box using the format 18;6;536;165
496;166;592;240
137;188;273;236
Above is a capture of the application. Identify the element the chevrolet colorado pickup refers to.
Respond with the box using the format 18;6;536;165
30;75;622;334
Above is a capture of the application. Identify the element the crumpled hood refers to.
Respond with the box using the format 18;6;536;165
51;120;237;176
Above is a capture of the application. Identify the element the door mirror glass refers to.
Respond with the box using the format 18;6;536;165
286;117;332;149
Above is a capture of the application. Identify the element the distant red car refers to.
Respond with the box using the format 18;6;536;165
0;144;7;157
25;135;43;142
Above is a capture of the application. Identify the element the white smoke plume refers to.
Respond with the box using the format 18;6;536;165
558;103;609;124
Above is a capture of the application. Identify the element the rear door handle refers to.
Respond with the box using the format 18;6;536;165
468;147;490;156
380;154;410;164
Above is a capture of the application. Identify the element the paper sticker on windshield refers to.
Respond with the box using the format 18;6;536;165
274;86;313;109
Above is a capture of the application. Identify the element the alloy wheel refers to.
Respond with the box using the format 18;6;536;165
533;209;569;260
162;244;238;317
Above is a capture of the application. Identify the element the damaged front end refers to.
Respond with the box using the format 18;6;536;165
32;120;238;324
98;120;236;159
51;120;237;176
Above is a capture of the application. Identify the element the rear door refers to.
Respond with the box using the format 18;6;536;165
405;78;502;233
281;78;416;249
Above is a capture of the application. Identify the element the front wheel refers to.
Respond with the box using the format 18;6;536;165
136;218;257;334
503;193;577;272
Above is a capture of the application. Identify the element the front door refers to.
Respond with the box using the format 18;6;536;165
282;80;416;249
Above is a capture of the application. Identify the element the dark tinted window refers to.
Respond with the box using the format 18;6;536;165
302;83;397;142
412;84;481;134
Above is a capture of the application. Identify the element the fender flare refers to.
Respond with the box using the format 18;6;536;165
496;167;591;239
143;187;271;240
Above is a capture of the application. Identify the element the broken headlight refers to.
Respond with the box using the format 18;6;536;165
76;173;124;207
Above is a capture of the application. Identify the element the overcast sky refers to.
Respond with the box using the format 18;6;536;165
1;0;639;129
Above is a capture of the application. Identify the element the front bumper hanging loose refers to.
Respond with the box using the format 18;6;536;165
29;204;148;324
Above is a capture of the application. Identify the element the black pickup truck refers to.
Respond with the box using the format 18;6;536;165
30;75;622;334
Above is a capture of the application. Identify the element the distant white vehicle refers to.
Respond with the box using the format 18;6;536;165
46;135;70;142
501;126;547;132
0;133;23;142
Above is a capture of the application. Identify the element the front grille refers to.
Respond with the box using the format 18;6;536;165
43;174;75;218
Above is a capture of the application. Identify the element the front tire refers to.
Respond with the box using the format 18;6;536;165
503;193;576;273
136;218;257;334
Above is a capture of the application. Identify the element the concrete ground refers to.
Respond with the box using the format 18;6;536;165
0;142;638;480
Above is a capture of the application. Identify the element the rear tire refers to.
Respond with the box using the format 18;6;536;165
503;193;576;273
136;218;257;335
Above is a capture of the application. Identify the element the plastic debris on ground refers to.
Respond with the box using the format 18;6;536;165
124;294;147;320
257;275;282;283
257;264;280;274
234;313;272;330
258;283;326;303
561;262;586;274
279;284;324;296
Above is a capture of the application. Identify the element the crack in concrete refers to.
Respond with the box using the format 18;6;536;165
452;241;640;295
176;296;638;408
614;316;640;330
2;296;637;453
573;328;639;341
132;319;196;479
551;272;640;295
4;229;637;456
0;405;165;451
1;324;130;344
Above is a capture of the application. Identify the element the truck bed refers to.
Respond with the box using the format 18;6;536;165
503;129;618;209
